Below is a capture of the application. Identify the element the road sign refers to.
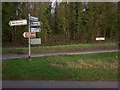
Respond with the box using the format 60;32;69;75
30;38;41;45
96;37;105;40
30;16;39;21
23;32;36;38
30;28;41;32
31;21;41;26
9;19;27;26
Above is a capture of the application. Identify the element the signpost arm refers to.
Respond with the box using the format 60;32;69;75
28;14;31;59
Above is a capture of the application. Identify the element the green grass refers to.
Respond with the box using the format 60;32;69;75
2;42;118;54
3;52;118;80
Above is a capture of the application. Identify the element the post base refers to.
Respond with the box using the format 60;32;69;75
28;56;31;59
28;56;31;61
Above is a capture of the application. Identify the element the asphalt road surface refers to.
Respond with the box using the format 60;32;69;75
2;80;119;88
2;49;118;59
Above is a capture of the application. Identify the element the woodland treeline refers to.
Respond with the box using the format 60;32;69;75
2;2;119;47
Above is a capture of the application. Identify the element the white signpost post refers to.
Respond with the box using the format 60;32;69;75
9;14;42;60
28;14;31;59
28;14;41;59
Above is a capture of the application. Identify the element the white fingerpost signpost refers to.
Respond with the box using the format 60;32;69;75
28;14;41;59
9;14;42;60
28;14;31;59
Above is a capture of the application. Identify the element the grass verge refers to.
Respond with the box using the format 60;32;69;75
2;43;118;54
3;52;118;80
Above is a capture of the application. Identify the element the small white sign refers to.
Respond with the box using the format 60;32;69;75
30;38;41;45
96;37;105;41
31;21;41;26
31;28;41;32
30;16;39;21
9;19;27;26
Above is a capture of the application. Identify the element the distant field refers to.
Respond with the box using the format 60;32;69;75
3;52;118;80
2;43;118;54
